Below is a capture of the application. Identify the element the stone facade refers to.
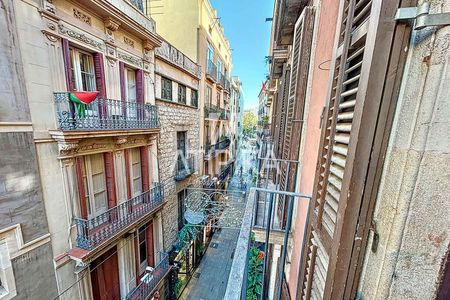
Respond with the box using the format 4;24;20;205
155;46;202;250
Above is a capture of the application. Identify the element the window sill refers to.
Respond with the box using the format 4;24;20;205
156;98;199;110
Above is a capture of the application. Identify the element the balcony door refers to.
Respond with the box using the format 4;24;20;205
70;47;97;92
129;148;142;198
177;132;187;174
91;246;120;300
83;154;108;219
125;68;137;120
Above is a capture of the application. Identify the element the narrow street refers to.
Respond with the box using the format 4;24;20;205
180;145;256;300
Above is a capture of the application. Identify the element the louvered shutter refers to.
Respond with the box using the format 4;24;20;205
300;0;403;299
140;146;150;192
274;65;290;158
136;69;145;121
75;156;88;219
277;7;315;225
62;38;74;91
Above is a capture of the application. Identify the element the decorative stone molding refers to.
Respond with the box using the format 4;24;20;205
58;24;103;50
124;36;135;48
155;40;201;78
143;40;155;51
73;8;91;26
117;51;143;68
115;137;128;145
41;0;56;14
104;17;120;32
105;43;117;61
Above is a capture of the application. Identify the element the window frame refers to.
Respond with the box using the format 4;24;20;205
83;154;108;219
191;89;198;108
137;225;147;275
70;47;97;92
206;86;212;107
178;84;187;104
129;148;142;197
161;77;172;100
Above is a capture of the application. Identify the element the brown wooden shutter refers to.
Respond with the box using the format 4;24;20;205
300;0;406;299
277;7;315;225
146;221;155;268
93;53;107;98
136;69;145;122
124;148;132;200
119;61;127;117
61;38;74;91
75;156;88;219
140;146;150;192
274;65;290;158
104;152;117;209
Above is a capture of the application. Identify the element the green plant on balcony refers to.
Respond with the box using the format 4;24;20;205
175;278;184;296
176;224;199;252
262;116;270;125
246;246;264;300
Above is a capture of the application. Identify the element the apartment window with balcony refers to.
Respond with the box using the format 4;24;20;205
191;89;198;108
70;47;97;92
130;148;142;197
82;154;108;219
217;92;221;107
125;68;137;119
161;77;172;100
138;225;147;274
207;43;214;64
178;84;186;104
206;86;212;107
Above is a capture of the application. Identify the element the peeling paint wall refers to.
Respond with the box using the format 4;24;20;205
358;2;450;299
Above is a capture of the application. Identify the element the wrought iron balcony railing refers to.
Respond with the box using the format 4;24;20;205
174;156;196;181
204;143;217;160
220;109;230;120
217;138;231;150
217;72;225;87
219;163;232;181
126;252;170;300
206;60;217;81
54;92;159;131
74;183;164;250
224;78;231;93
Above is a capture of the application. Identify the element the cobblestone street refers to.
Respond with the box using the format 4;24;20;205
180;146;256;300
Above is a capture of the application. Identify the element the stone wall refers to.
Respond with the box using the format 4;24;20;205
157;100;201;250
358;5;450;299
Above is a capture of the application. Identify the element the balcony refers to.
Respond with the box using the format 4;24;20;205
204;143;217;160
206;60;217;82
224;78;231;93
217;137;231;150
126;253;170;300
217;72;225;88
219;163;232;182
156;40;201;78
174;156;196;181
54;92;159;131
224;188;312;300
220;109;230;120
74;183;164;251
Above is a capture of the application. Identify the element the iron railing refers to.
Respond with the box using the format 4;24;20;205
219;163;232;181
217;138;231;150
206;59;217;81
174;156;196;181
126;252;170;300
224;78;231;93
217;72;225;87
54;92;159;131
204;143;217;160
224;188;312;300
220;109;230;120
74;183;164;250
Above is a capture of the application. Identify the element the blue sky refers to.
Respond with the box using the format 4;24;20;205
210;0;274;109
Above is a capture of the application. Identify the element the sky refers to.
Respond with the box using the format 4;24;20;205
210;0;274;110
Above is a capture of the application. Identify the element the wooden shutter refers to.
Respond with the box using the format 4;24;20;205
140;146;150;192
146;221;155;268
93;53;107;98
104;152;117;209
75;156;88;219
280;6;315;192
274;65;290;158
62;38;74;91
124;149;132;199
299;0;407;299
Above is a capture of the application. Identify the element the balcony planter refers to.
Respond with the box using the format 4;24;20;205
54;92;159;131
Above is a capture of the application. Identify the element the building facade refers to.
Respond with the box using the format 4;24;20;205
150;0;237;187
3;0;171;299
154;38;202;250
230;76;243;159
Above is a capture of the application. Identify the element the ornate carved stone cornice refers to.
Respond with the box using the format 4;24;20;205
58;24;103;50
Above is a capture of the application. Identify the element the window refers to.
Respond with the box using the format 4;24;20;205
161;77;172;100
217;59;223;81
82;154;108;219
70;48;96;92
130;148;142;197
217;92;221;107
178;190;186;231
191;89;198;108
207;44;214;64
138;225;147;274
178;84;186;104
125;68;137;119
206;86;212;107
